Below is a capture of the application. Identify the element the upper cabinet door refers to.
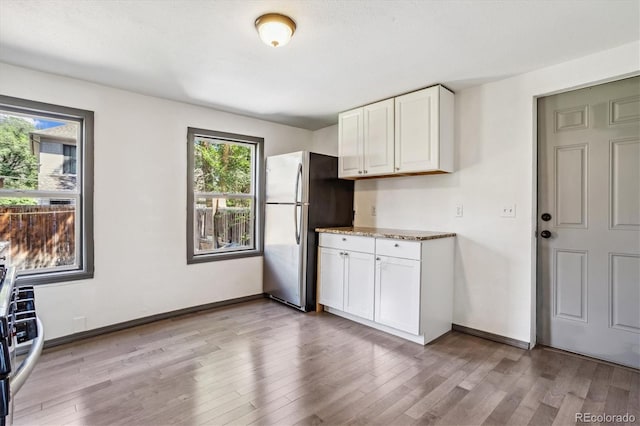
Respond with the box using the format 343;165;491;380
363;99;394;176
338;108;364;178
337;85;454;180
395;86;441;173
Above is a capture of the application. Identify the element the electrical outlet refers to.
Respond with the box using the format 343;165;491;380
501;204;516;218
73;316;87;333
455;204;463;217
371;206;377;216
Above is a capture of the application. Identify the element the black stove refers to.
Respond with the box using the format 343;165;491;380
0;262;44;426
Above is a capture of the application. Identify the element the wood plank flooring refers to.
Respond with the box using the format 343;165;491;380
12;299;639;425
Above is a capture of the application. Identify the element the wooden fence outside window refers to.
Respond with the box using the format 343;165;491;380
196;207;251;251
0;206;75;271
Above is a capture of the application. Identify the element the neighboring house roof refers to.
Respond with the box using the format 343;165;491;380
30;123;78;143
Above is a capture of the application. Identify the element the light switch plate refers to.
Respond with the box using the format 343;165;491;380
455;204;463;217
371;206;377;216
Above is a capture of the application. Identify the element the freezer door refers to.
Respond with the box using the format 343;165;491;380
264;203;307;307
265;151;306;204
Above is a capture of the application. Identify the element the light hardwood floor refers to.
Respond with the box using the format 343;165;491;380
13;299;639;425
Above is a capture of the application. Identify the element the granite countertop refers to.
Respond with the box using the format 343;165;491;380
315;226;456;241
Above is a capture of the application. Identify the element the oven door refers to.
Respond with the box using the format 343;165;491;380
11;317;44;394
6;317;44;425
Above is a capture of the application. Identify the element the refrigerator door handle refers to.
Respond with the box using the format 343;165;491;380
294;203;300;245
297;203;305;245
294;163;303;244
294;163;302;204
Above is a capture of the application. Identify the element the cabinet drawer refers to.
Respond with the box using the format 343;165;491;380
375;238;421;260
319;233;375;253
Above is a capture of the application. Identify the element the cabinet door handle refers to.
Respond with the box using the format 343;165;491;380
376;257;381;261
358;171;363;174
342;237;346;241
394;243;399;247
344;252;349;257
395;167;400;171
364;170;368;174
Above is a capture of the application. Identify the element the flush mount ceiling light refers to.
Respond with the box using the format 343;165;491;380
255;13;296;48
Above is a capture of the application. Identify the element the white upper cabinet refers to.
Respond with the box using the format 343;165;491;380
338;99;394;178
363;99;395;176
338;85;454;179
338;108;363;178
395;86;453;173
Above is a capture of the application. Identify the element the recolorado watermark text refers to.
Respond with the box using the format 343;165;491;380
575;412;636;423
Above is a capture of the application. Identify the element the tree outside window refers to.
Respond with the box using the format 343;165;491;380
187;128;263;263
0;95;93;284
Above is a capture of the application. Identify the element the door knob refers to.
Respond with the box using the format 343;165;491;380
541;213;552;221
540;230;552;239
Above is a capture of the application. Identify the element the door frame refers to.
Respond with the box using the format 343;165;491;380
531;71;640;350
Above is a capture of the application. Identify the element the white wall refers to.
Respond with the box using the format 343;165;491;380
0;63;313;340
310;124;338;156
311;41;640;344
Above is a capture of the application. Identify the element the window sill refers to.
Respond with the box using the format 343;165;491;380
187;249;263;264
16;269;94;286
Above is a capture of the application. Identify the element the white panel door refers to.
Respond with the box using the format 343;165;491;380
338;108;363;178
538;76;640;368
318;247;345;310
343;250;375;320
363;99;394;176
375;255;421;334
395;86;439;173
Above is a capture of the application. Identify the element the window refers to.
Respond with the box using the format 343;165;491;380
0;95;94;284
187;128;263;263
63;144;76;174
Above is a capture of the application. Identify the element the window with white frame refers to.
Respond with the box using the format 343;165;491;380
187;128;263;263
0;95;94;284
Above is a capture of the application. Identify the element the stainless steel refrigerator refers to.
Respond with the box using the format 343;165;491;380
264;151;354;311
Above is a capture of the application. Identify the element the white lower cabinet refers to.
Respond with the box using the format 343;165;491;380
375;255;421;334
318;247;345;310
344;251;375;320
318;246;375;320
318;233;454;345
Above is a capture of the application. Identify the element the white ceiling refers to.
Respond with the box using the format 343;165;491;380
0;0;638;130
